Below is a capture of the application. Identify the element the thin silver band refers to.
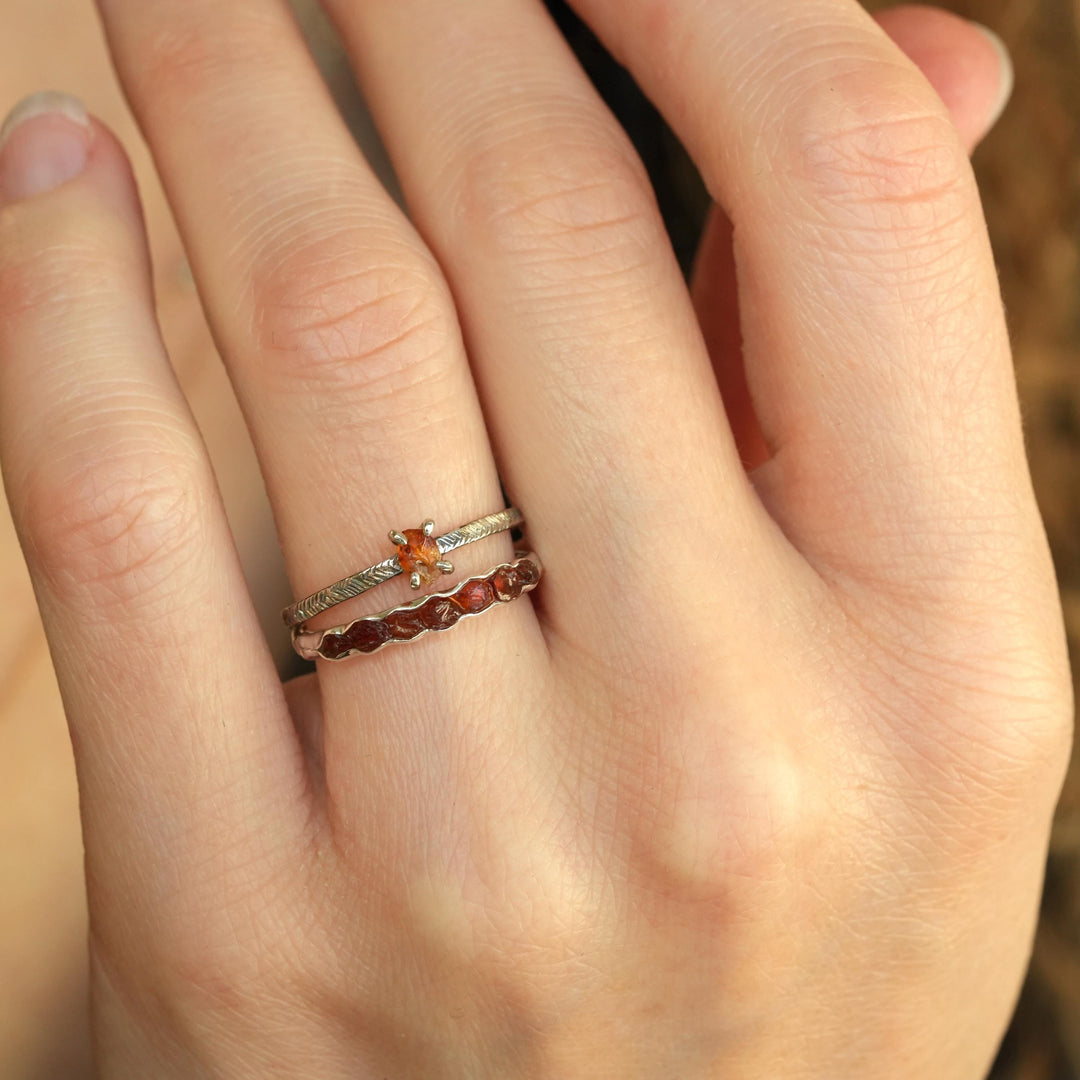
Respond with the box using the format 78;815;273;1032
282;507;524;628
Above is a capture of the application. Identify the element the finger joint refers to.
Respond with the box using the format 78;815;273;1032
20;435;211;619
250;230;459;403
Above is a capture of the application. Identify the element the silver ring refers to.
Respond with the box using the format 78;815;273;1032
281;507;523;628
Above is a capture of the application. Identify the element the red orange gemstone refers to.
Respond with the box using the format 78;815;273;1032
492;567;521;602
428;599;463;629
396;528;443;587
321;619;390;659
456;579;494;614
320;632;353;661
385;605;431;639
517;558;541;587
345;619;391;654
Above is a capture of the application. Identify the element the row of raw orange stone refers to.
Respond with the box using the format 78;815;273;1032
316;554;541;660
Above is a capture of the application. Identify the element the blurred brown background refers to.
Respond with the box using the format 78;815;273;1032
0;0;1076;1077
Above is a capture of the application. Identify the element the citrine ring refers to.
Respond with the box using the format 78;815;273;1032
281;507;524;629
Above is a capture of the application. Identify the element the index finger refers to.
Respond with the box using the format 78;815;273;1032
570;0;1037;587
0;101;307;932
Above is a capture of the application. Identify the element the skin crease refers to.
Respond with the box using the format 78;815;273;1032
0;3;1071;1079
693;4;1012;469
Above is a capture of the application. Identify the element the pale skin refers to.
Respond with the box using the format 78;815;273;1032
0;0;1072;1076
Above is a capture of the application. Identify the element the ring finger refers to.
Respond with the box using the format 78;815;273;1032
93;0;536;712
320;0;776;665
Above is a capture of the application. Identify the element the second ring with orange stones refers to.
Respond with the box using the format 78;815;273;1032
291;551;542;661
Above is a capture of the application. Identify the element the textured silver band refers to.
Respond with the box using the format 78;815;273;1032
282;507;524;628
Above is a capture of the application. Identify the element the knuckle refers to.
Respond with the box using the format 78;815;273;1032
451;120;659;273
134;23;223;98
127;11;281;103
21;434;209;616
773;63;975;240
251;231;458;400
95;908;317;1050
853;603;1075;808
953;672;1075;799
157;893;308;1014
634;727;813;918
0;214;130;323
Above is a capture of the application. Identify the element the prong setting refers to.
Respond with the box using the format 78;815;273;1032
282;508;524;628
410;571;422;589
422;520;436;537
436;560;454;575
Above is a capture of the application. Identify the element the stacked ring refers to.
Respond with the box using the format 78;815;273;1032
292;551;542;661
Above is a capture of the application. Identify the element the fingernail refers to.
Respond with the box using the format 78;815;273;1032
971;23;1015;132
0;91;92;204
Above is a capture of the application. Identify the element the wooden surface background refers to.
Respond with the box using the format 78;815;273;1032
0;1;1075;1076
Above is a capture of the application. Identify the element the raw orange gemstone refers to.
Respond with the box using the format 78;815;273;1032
492;567;521;602
455;579;494;614
385;605;431;640
396;528;442;587
321;618;390;660
517;557;541;588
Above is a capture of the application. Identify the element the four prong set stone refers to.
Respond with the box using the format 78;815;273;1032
390;520;455;589
282;507;525;640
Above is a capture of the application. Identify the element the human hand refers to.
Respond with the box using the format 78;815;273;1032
0;1;1071;1077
